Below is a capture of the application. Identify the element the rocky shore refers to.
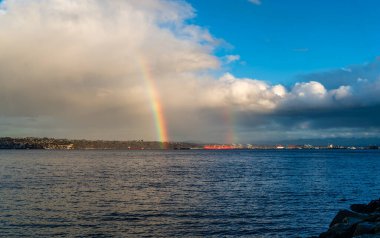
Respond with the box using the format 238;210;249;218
319;198;380;237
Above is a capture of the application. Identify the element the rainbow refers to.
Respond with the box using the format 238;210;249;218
223;106;237;144
139;58;169;148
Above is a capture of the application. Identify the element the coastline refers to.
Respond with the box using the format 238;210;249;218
1;137;379;150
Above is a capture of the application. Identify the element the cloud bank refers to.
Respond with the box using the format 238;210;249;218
1;0;380;143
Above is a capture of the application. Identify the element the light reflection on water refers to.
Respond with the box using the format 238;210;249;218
1;150;380;237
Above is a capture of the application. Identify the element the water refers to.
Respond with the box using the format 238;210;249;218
1;150;380;237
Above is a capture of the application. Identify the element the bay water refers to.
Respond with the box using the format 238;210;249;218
1;150;380;237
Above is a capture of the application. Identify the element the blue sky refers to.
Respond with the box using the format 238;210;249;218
187;0;380;85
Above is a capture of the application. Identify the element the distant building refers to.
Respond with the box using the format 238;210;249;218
204;145;235;150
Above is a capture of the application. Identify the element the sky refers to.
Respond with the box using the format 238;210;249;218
188;0;380;83
0;0;380;145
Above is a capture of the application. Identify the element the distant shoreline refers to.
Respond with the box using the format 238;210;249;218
0;137;197;150
0;137;379;150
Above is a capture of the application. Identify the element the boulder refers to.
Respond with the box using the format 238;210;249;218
353;222;376;236
319;223;357;238
319;199;380;238
351;204;372;213
373;222;380;233
353;235;380;238
367;200;380;213
330;210;367;227
365;213;380;223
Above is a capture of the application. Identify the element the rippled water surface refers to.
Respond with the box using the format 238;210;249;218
1;150;380;237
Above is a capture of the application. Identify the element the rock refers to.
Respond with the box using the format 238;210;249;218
354;235;380;238
319;223;357;238
351;199;380;214
373;222;380;233
351;204;372;213
319;199;380;238
367;200;380;213
365;213;380;223
345;217;367;226
353;222;376;236
330;210;368;227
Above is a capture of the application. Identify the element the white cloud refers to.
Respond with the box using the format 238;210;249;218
292;81;327;98
248;0;262;5
202;73;286;111
225;55;240;63
331;86;351;100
